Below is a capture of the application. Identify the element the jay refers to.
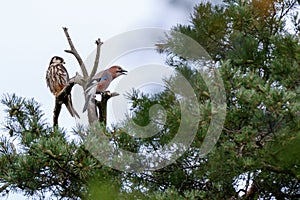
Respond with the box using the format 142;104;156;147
46;56;80;118
83;65;127;112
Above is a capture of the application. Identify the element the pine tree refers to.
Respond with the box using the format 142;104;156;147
121;0;300;199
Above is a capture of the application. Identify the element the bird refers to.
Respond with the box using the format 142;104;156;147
46;56;80;118
83;65;127;112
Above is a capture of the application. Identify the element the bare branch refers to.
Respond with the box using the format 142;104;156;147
87;98;98;125
62;27;89;79
85;38;105;123
53;98;62;127
61;28;118;125
89;38;103;80
70;72;85;87
96;91;119;124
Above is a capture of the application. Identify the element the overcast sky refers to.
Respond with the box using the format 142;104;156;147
0;0;222;199
0;0;203;125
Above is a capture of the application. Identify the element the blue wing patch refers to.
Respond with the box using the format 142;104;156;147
98;75;109;82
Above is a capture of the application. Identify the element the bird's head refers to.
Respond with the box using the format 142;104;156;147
109;65;127;78
50;56;65;65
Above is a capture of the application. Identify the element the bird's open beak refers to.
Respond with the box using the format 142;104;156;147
119;69;128;75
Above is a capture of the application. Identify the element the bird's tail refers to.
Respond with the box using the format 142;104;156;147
65;94;80;118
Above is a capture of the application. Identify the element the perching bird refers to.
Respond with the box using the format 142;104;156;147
83;65;127;112
46;56;80;118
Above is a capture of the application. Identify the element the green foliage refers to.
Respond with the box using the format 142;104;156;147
0;94;121;199
120;0;300;199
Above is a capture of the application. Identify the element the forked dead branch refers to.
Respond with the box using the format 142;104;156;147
52;27;117;126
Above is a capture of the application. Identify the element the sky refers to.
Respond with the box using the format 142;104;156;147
0;0;222;199
0;0;197;124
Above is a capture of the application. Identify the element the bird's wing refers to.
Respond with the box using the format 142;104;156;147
46;63;69;96
85;69;113;93
85;75;110;92
83;70;113;113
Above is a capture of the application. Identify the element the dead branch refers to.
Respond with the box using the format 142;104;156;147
89;38;103;80
71;72;85;87
61;27;120;125
87;98;98;125
80;37;104;124
96;91;119;124
62;27;89;79
61;27;97;124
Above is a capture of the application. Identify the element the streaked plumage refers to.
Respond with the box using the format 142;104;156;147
46;56;80;118
83;65;127;112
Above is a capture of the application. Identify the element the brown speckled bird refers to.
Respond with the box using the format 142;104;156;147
46;56;80;118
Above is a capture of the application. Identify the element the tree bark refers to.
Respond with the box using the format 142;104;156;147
96;91;119;124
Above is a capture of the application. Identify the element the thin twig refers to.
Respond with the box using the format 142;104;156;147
89;38;103;80
86;38;107;124
62;27;89;79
